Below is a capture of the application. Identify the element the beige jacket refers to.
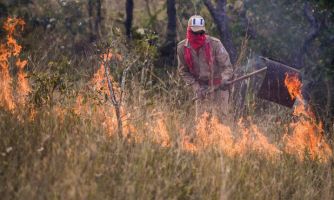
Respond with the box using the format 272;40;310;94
177;36;233;92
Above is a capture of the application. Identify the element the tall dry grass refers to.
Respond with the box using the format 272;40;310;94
1;24;333;199
0;70;333;199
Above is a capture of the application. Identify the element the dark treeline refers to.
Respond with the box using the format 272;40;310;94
0;0;333;129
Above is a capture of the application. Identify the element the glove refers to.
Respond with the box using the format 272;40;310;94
196;88;206;100
220;79;230;91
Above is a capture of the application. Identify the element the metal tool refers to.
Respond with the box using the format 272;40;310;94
193;57;302;108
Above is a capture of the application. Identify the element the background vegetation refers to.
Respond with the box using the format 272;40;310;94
0;0;333;199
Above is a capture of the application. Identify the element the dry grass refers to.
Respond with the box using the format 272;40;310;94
0;75;333;199
0;18;333;199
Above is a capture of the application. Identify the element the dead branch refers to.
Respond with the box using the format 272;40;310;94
103;48;118;106
119;56;140;107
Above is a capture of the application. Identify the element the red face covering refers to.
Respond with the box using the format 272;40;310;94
186;26;206;50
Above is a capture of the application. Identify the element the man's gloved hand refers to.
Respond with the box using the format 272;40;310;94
220;79;230;91
196;88;206;100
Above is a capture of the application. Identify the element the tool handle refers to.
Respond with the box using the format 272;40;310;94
192;67;267;101
225;67;267;85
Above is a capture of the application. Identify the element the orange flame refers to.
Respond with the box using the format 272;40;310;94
180;114;282;159
16;59;30;105
92;51;122;96
150;110;171;147
285;72;302;100
234;118;282;158
283;72;332;162
74;51;138;140
0;18;29;111
1;19;331;163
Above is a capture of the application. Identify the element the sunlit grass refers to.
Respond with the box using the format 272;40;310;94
0;87;333;199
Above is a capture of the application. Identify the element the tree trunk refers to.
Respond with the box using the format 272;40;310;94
115;106;123;139
294;2;319;70
125;0;134;38
159;0;176;62
203;0;237;65
203;0;243;114
166;0;176;45
95;0;102;40
294;2;319;104
87;0;96;42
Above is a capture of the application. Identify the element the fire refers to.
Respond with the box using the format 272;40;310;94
0;18;30;111
74;51;137;139
150;110;171;147
234;118;282;158
180;114;282;159
16;59;30;105
92;51;122;97
67;49;284;160
283;72;332;162
0;18;331;163
3;18;24;36
285;72;302;100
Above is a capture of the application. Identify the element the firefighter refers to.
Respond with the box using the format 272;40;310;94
177;15;233;121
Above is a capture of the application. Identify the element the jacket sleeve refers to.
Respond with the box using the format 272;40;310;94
177;45;201;92
214;42;234;80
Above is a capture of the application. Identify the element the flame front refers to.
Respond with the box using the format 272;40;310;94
0;18;331;163
0;18;29;111
283;72;332;162
180;114;282;159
